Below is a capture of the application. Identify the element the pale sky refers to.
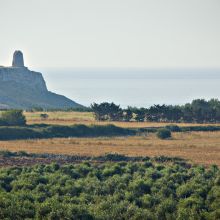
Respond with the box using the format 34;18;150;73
0;0;219;69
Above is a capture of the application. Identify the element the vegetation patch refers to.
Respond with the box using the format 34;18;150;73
0;124;135;140
156;128;172;139
165;124;181;132
1;122;220;140
0;155;219;219
91;99;220;123
0;110;26;126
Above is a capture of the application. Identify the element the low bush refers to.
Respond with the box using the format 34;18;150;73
138;125;220;134
0;150;31;158
181;126;220;132
165;124;181;132
156;128;171;139
40;113;49;119
96;153;129;162
0;110;26;126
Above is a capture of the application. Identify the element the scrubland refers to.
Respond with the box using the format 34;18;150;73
1;111;220;219
0;111;218;166
0;158;219;219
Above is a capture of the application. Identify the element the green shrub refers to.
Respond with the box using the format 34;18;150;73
156;128;171;139
0;110;26;126
97;153;128;162
40;114;49;119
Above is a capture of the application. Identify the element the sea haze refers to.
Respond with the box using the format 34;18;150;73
41;69;220;108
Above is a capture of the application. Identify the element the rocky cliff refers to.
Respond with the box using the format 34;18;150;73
0;67;47;92
0;51;82;109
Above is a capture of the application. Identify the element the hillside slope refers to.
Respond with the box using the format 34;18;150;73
0;67;81;109
0;51;82;109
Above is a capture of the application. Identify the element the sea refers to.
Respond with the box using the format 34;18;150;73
41;68;220;108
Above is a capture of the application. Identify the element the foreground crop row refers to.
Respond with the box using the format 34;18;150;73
0;157;219;219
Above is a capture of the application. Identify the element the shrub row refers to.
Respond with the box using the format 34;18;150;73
0;159;219;219
0;151;186;165
0;124;135;140
139;125;220;133
0;123;220;140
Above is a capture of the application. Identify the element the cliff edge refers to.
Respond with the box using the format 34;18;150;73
0;51;82;109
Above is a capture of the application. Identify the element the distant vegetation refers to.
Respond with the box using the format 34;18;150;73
1;122;220;140
0;124;135;140
91;99;220;123
27;106;92;112
0;156;219;219
156;128;172;139
0;110;26;126
40;113;49;120
0;108;220;140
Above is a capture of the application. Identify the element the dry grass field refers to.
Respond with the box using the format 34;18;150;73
0;131;220;166
24;111;220;128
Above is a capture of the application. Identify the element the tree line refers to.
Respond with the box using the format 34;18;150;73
91;99;220;123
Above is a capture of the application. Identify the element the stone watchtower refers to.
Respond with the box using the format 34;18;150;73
12;50;24;67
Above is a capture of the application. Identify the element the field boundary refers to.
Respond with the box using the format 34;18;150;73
1;123;220;140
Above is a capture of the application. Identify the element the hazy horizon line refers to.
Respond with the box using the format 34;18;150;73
36;67;220;71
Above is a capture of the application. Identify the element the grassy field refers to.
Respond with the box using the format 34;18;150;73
24;111;220;128
1;131;220;166
0;111;218;167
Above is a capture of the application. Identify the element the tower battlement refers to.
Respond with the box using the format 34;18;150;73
12;50;25;67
